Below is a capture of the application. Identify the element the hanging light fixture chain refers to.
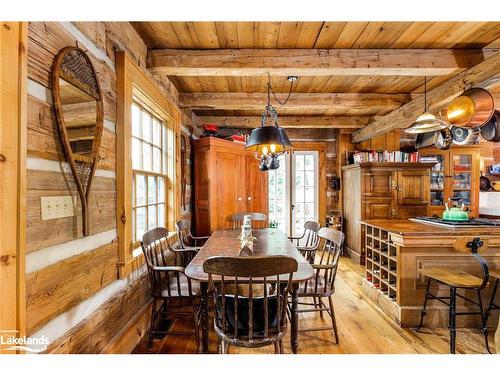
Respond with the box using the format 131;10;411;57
267;72;295;106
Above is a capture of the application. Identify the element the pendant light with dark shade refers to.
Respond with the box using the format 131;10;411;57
245;75;295;171
404;77;449;134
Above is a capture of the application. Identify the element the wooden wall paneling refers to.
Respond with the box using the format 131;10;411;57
356;129;400;151
100;300;152;353
26;187;116;253
25;241;118;335
27;23;118;124
45;272;151;353
0;21;27;353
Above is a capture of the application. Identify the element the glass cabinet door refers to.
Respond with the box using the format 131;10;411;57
428;154;446;207
451;153;473;206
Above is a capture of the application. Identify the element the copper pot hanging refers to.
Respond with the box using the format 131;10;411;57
446;87;495;128
480;110;500;142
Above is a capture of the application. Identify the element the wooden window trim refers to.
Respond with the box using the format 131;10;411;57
116;51;181;279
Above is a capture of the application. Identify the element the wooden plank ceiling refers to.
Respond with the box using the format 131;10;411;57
132;22;500;135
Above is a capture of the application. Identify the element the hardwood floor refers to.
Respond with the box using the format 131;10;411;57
132;257;496;354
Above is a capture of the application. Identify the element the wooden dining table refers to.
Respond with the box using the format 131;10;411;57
185;228;314;354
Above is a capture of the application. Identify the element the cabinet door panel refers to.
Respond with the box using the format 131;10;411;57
363;171;395;197
396;170;430;206
215;151;244;230
245;156;268;228
362;198;394;219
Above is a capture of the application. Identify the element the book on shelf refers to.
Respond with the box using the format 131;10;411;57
352;150;420;164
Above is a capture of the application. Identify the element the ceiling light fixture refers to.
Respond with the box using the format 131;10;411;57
245;75;295;171
404;77;449;134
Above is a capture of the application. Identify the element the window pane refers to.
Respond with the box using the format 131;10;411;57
142;111;152;142
153;147;161;173
136;174;146;206
148;175;157;204
136;207;146;241
305;171;315;187
158;177;165;203
295;155;304;170
295;172;304;187
132;104;141;137
132;138;142;170
158;204;165;227
305;187;315;203
153;119;162;147
296;186;304;202
304;155;314;170
143;143;152;172
148;205;157;230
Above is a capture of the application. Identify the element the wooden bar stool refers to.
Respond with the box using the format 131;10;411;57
484;269;500;353
417;237;490;354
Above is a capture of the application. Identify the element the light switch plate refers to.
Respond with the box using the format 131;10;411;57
41;196;75;220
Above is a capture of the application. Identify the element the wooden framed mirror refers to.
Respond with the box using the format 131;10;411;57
51;47;104;236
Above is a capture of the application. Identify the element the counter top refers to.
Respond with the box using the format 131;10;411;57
359;219;500;237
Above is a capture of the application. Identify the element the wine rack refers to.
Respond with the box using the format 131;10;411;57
364;224;398;301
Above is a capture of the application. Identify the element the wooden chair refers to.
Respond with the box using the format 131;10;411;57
141;227;201;349
288;220;321;264
291;227;343;344
417;237;490;354
231;212;268;229
203;255;298;354
484;269;500;353
175;219;209;266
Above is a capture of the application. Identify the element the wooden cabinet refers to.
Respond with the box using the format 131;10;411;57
342;162;433;264
419;148;480;217
193;137;268;235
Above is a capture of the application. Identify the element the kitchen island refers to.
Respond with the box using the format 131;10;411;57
359;219;500;328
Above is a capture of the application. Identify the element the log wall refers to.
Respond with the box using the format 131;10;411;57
25;21;196;353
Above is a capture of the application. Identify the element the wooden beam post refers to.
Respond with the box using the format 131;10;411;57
351;52;500;144
148;48;493;77
180;92;413;112
198;115;377;129
0;21;27;354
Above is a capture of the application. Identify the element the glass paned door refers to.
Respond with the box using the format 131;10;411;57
291;151;319;238
452;153;473;206
429;154;446;207
268;155;289;234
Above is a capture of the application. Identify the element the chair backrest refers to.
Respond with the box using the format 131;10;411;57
175;219;191;248
302;220;321;248
142;227;172;269
141;228;193;298
454;237;490;289
303;227;344;295
203;255;297;343
231;212;268;229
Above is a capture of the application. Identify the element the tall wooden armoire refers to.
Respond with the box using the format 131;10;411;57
192;137;268;235
342;162;434;264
